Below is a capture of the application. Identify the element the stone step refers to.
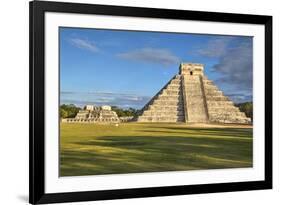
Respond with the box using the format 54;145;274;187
152;100;184;106
184;81;201;85
185;82;201;85
157;92;182;97
182;74;208;123
204;89;221;94
183;80;201;83
148;105;184;111
208;111;247;118
185;94;204;98
208;106;240;112
164;88;181;92
204;86;220;91
184;86;202;90
187;101;206;106
141;114;185;118
209;116;251;124
137;116;185;122
205;96;229;101
185;91;203;94
185;86;203;90
203;80;214;85
204;83;218;87
207;101;234;106
186;106;206;111
166;84;181;89
169;79;181;84
161;90;182;95
204;90;223;95
209;113;248;118
204;86;221;92
142;110;184;116
204;85;219;89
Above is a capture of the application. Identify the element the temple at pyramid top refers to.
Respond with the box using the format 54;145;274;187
136;62;251;124
179;63;204;76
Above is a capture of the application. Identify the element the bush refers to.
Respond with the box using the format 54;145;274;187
235;102;253;120
60;104;81;118
111;106;140;117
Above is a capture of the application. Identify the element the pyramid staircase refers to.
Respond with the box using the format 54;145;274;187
136;63;251;124
137;75;185;122
182;75;208;123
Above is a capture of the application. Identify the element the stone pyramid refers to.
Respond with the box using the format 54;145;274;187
136;63;251;124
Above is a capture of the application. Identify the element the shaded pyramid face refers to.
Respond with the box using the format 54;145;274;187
136;63;251;124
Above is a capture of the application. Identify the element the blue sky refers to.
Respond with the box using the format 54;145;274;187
60;27;253;109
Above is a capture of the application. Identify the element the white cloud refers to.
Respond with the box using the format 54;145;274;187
69;38;99;53
194;37;253;101
196;37;232;58
60;91;151;109
213;41;253;92
117;48;180;66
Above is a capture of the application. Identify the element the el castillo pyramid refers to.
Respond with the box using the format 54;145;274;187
136;63;251;124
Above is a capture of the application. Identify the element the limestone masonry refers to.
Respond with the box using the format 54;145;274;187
136;63;251;124
62;105;120;123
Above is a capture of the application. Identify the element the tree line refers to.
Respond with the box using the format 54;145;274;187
60;102;253;120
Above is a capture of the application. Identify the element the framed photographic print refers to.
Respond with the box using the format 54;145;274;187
29;0;272;204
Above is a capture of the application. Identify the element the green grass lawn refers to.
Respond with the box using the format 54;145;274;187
60;123;253;176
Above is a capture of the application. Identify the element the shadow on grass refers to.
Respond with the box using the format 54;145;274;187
60;130;253;176
138;127;252;137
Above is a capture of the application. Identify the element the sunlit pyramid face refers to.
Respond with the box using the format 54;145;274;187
136;62;251;124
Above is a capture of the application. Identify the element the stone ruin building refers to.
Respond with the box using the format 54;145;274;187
136;63;251;124
63;105;120;123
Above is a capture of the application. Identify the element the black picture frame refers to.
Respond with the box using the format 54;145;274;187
29;0;272;204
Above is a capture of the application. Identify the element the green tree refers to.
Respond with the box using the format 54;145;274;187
60;109;68;118
236;102;253;121
59;104;81;118
111;106;140;117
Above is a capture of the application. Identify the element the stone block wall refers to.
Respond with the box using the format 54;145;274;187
136;75;185;122
136;63;251;124
202;77;251;124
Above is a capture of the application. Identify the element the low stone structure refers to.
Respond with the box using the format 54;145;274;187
62;105;120;123
136;63;251;124
119;116;134;122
